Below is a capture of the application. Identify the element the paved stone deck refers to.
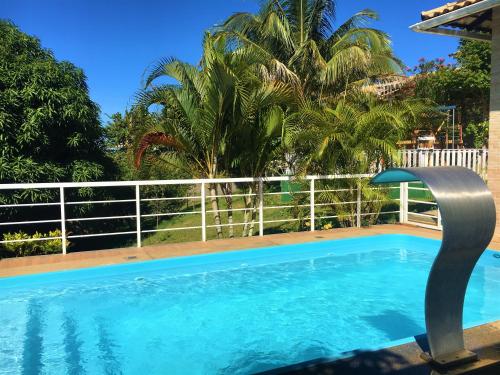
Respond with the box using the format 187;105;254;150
263;321;500;374
0;224;440;278
1;223;500;278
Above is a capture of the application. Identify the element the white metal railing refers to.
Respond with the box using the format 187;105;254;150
0;174;408;255
0;150;489;256
398;149;488;176
399;182;442;230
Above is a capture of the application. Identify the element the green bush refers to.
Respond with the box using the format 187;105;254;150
2;230;64;257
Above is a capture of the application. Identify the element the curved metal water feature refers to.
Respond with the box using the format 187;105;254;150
371;167;496;368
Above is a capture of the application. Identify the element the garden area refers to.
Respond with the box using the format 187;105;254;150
0;0;491;257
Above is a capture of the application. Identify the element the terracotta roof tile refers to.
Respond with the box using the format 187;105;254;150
421;0;486;20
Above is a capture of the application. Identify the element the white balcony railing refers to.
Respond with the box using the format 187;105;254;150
0;174;407;255
0;149;488;256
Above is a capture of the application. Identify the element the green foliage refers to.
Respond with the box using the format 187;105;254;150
463;121;489;149
1;229;63;257
219;0;401;99
294;94;433;174
412;39;491;146
0;21;113;186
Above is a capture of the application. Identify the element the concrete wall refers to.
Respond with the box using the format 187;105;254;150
488;7;500;237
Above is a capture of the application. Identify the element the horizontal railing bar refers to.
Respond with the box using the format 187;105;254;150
408;212;438;218
264;204;310;210
0;174;374;190
206;193;257;199
315;189;352;193
141;211;201;218
262;218;303;224
141;196;201;202
317;211;398;221
67;231;136;239
66;214;136;222
205;222;248;228
262;191;309;196
314;201;357;207
318;214;355;219
141;225;202;233
206;207;248;213
66;199;136;205
0;202;60;208
0;219;61;226
408;199;437;205
370;186;400;190
407;187;430;191
0;236;62;244
361;211;400;216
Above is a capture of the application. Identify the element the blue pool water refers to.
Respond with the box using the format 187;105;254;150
1;234;500;374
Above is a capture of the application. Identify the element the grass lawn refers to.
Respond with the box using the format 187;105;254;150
141;185;399;246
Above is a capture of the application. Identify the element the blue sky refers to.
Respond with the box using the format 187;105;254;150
1;0;458;122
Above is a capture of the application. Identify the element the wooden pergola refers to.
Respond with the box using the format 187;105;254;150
411;0;500;238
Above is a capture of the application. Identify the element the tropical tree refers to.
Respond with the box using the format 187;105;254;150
295;94;430;174
0;21;112;186
219;0;401;99
411;39;491;147
134;33;297;238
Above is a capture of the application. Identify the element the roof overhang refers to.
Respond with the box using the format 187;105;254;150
411;0;500;41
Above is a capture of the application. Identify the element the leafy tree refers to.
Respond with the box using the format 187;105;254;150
0;20;113;185
411;39;491;147
0;21;122;256
295;93;430;174
218;0;401;99
134;33;297;238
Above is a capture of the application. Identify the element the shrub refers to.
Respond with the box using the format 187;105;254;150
1;230;64;257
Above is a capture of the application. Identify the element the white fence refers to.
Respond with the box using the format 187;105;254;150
398;149;488;176
0;174;406;255
0;149;488;256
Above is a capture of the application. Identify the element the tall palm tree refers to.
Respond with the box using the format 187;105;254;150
135;33;297;238
218;0;401;99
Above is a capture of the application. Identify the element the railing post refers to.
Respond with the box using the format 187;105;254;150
400;182;408;224
135;184;141;247
201;182;206;241
258;178;264;236
310;178;315;231
59;187;67;254
356;180;361;228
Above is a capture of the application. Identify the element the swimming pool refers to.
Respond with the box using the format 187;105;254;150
1;234;499;374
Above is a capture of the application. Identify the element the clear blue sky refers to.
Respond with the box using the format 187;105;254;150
1;0;458;122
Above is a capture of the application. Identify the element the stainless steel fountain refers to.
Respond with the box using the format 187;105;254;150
372;167;496;369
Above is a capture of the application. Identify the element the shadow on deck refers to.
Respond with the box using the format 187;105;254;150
257;322;500;375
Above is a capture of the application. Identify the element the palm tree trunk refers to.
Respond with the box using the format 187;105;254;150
221;182;234;238
242;184;254;237
248;194;258;236
243;182;259;237
208;182;223;239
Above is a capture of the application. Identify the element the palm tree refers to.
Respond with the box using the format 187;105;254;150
134;33;297;238
295;93;432;174
218;0;401;99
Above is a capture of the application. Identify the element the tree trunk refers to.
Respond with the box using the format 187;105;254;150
221;182;234;238
248;195;258;237
243;182;259;237
242;184;254;237
208;183;223;239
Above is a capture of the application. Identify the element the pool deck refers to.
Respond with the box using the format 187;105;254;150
1;223;499;278
1;223;500;374
264;320;500;374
